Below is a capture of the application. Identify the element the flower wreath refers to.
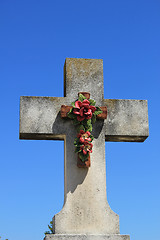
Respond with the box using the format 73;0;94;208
68;93;103;162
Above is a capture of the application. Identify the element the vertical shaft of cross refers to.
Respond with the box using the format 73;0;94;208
53;58;119;234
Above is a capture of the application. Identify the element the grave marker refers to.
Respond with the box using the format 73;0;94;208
20;58;149;240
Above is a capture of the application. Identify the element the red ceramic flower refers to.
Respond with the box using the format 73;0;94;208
80;141;93;155
77;130;92;143
73;99;96;121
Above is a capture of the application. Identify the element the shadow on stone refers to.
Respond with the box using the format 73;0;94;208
92;120;104;139
68;167;88;194
52;112;88;194
52;111;71;137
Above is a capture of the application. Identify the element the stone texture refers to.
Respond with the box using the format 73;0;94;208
20;58;149;142
44;234;130;240
53;127;119;234
64;58;104;105
19;58;149;239
19;96;66;140
19;98;148;142
104;99;149;142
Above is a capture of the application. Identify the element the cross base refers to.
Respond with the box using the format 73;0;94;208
44;234;130;240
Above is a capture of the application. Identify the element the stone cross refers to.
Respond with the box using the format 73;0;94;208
19;58;149;240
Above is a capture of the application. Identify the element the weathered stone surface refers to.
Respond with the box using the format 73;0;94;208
104;99;149;142
44;234;130;240
20;97;148;142
20;58;149;142
52;125;119;234
20;96;67;140
64;58;104;105
20;59;120;234
19;58;149;238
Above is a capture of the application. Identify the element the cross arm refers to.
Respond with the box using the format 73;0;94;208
19;96;70;140
104;99;149;142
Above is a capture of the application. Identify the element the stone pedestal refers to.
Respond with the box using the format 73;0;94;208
44;234;130;240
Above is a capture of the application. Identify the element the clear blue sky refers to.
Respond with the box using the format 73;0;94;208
0;1;160;240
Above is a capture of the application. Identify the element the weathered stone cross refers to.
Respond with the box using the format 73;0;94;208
19;58;149;240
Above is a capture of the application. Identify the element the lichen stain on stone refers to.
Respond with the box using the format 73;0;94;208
66;58;103;81
104;99;117;103
104;99;118;113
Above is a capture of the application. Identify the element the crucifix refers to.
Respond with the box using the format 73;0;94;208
19;58;149;240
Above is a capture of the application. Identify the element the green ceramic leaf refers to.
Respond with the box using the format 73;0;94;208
78;93;86;102
74;137;78;145
79;152;89;162
88;125;92;132
90;135;94;141
75;147;81;153
68;112;75;119
68;107;73;114
94;107;103;116
76;124;85;133
71;102;75;107
85;119;92;132
89;99;96;106
96;106;103;111
92;114;96;124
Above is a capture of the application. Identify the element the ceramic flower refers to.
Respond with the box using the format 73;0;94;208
77;130;92;143
80;141;93;155
73;99;96;121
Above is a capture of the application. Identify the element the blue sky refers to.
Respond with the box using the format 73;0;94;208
0;1;160;240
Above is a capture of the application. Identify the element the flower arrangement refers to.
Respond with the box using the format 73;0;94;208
68;93;102;163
